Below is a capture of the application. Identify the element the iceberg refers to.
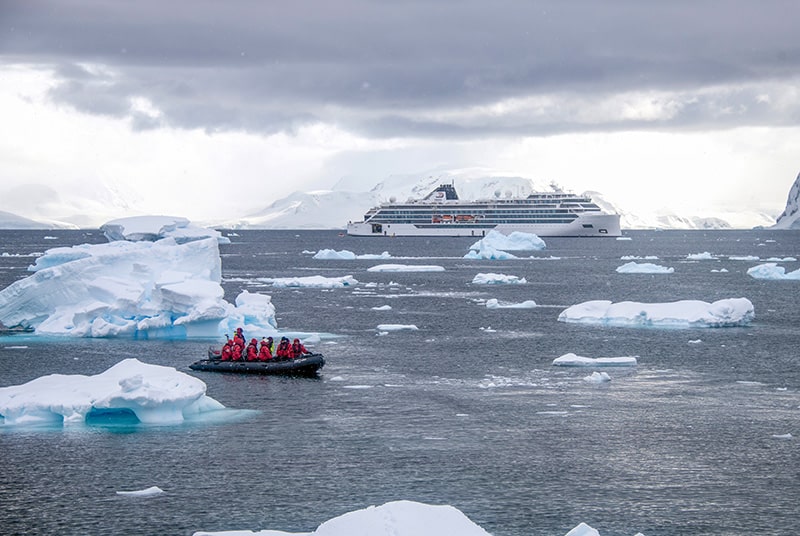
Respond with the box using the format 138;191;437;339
192;501;611;536
0;358;225;427
485;298;537;309
686;252;717;260
553;353;638;367
463;241;517;260
584;371;612;383
746;263;800;280
0;217;277;338
116;486;165;497
313;249;392;260
615;262;674;274
471;273;527;284
467;230;546;251
367;264;445;272
100;215;229;244
376;324;418;331
259;275;358;288
558;298;754;328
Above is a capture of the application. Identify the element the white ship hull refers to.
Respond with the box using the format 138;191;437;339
347;213;621;237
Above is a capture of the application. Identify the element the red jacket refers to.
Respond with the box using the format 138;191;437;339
246;343;259;361
258;344;273;360
221;343;233;361
276;341;291;358
291;341;309;358
231;344;243;361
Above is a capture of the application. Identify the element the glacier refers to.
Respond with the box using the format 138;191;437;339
0;216;277;338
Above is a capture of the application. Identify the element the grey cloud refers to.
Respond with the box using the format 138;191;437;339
3;0;800;137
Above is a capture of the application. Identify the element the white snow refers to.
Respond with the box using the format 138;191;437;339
192;500;611;536
313;249;392;260
116;486;165;497
376;324;418;331
0;233;277;338
367;264;445;272
0;358;225;427
471;273;527;285
772;171;800;230
558;298;754;328
101;215;229;244
467;230;546;251
615;262;674;274
746;263;800;280
553;353;638;367
259;275;358;288
485;298;537;309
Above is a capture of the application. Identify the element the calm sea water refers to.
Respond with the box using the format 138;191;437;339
1;229;798;536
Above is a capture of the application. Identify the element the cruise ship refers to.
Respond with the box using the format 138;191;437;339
346;184;621;237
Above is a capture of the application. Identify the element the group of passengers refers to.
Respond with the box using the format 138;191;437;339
219;327;311;362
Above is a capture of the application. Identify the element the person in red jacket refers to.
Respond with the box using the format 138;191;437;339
233;327;246;347
231;341;243;361
245;338;259;361
258;337;273;360
220;337;233;361
291;338;310;358
275;337;291;359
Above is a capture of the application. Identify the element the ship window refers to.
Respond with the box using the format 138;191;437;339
371;223;383;234
582;224;594;228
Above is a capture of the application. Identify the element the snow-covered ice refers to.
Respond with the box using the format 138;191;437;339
467;230;546;251
376;324;418;331
553;353;638;367
485;298;537;309
0;358;225;427
371;305;392;311
686;252;718;260
463;241;517;260
0;230;277;338
558;298;754;328
367;264;444;272
471;272;527;285
259;275;358;288
192;500;608;536
116;486;165;497
312;249;391;260
584;371;611;383
746;263;800;280
100;215;229;244
615;262;674;274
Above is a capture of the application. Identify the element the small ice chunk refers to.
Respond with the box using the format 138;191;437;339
116;486;165;497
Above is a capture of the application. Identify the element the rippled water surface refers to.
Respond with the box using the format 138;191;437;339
1;229;799;536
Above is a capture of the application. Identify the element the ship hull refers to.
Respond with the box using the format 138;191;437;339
347;213;621;237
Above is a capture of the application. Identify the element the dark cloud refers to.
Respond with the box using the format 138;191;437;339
2;0;799;137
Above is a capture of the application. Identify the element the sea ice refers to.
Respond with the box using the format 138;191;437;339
116;486;165;497
371;305;392;311
367;264;445;272
615;262;674;274
553;353;638;367
471;272;527;284
259;275;358;288
467;230;546;251
192;501;608;536
376;324;418;331
0;358;224;427
686;252;717;260
485;298;537;309
746;263;800;280
558;298;754;328
312;249;392;260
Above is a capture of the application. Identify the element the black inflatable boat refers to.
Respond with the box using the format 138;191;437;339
189;353;325;376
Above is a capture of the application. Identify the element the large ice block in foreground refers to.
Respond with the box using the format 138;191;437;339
0;358;224;426
0;220;277;338
558;298;754;328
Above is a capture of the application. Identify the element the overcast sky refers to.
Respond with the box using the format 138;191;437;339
1;0;798;226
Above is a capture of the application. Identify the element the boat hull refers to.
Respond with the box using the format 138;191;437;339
347;213;621;237
189;354;325;376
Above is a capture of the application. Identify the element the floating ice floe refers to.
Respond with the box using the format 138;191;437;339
558;298;754;328
116;486;165;497
464;242;517;260
192;500;610;536
621;255;658;260
0;358;225;427
553;353;638;367
728;255;760;261
584;371;611;383
371;305;392;311
615;236;632;241
485;298;537;309
367;264;445;272
259;275;358;288
766;256;797;262
686;252;717;260
746;263;800;280
100;215;229;245
711;268;729;273
771;433;793;440
615;262;674;274
376;324;418;331
0;226;277;338
313;249;392;260
467;230;546;251
471;273;527;285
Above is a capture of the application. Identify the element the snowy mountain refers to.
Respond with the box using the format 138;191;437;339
771;171;800;230
0;210;77;230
